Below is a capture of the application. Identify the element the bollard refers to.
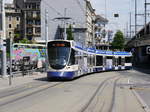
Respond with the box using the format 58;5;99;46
9;75;12;86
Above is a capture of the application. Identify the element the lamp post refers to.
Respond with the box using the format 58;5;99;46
135;0;137;34
45;9;48;72
9;37;13;85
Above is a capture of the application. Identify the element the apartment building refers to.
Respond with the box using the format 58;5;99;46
85;0;96;47
41;0;97;47
41;0;86;41
14;0;41;41
95;15;108;49
5;4;21;40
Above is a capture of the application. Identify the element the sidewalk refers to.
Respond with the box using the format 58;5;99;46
0;72;46;90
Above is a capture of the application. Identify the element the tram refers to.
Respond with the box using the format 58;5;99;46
12;43;46;71
47;40;132;79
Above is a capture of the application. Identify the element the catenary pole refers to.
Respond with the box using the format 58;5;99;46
45;9;48;72
64;8;67;40
135;0;137;35
145;0;147;34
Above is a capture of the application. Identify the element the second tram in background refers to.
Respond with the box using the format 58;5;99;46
12;43;46;72
47;40;132;80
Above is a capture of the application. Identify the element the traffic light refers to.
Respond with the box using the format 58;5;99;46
4;39;10;53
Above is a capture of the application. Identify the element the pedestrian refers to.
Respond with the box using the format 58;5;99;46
37;58;42;72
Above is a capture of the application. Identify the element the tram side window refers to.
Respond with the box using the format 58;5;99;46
14;45;18;48
87;55;90;66
118;57;121;65
38;46;43;49
113;57;116;66
90;55;93;66
96;56;103;66
93;56;95;66
68;49;75;65
121;58;125;66
106;56;113;59
125;57;132;63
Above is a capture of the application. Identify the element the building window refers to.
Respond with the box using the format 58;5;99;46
16;24;19;29
9;24;12;28
16;16;19;21
9;32;11;37
9;16;11;21
27;12;33;18
32;4;36;9
35;20;40;25
28;5;31;9
27;28;33;34
35;27;41;33
36;4;40;9
27;20;33;25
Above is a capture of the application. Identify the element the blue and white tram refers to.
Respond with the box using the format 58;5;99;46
47;40;132;80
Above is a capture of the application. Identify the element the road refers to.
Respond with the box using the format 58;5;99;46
0;70;150;112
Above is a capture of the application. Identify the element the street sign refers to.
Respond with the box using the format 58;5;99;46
146;46;150;54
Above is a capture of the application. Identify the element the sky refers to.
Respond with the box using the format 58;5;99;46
90;0;145;35
5;0;146;35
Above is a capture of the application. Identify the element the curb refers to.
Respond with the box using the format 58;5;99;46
132;90;150;112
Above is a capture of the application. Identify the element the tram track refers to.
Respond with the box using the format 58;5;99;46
0;81;64;107
0;81;49;99
79;75;121;112
108;77;122;112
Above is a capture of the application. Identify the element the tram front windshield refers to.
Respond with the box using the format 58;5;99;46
48;42;70;69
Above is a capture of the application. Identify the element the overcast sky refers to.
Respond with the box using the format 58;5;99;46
5;0;146;34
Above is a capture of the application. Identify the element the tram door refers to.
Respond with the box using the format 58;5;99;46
106;56;113;70
83;55;87;73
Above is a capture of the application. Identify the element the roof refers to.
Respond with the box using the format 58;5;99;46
96;15;108;23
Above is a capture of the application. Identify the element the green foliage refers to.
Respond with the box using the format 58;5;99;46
14;33;20;38
67;24;74;40
13;33;21;43
31;39;37;44
111;30;125;50
19;38;30;44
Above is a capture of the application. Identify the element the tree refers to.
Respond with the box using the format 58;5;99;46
67;24;74;40
19;38;30;44
13;33;21;43
111;30;125;50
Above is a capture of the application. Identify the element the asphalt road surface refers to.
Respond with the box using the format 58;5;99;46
0;70;149;112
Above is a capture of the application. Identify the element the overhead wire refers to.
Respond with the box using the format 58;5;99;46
42;0;63;16
74;0;85;14
40;0;86;28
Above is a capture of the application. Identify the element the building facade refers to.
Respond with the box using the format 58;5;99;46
41;0;86;41
14;0;41;41
95;15;109;49
85;0;96;47
41;0;97;47
5;4;21;40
